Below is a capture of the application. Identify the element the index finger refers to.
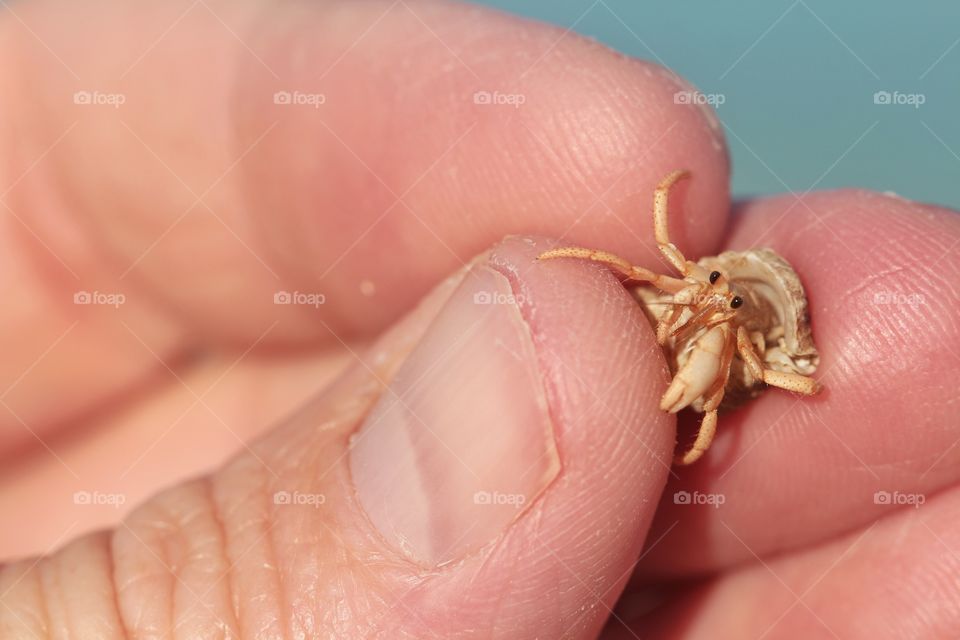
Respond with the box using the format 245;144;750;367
0;1;729;450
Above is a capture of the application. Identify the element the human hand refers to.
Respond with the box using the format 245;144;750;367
1;1;958;638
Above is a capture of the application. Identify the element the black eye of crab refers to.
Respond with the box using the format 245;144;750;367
709;270;721;284
730;296;743;309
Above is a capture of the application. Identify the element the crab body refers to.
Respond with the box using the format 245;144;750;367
634;247;820;411
537;170;822;464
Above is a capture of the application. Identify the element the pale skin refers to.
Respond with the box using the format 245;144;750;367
3;0;960;638
539;171;822;464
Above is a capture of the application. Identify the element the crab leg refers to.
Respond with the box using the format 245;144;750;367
736;326;765;382
677;411;718;466
750;330;766;354
737;326;821;395
652;170;696;273
762;370;822;395
537;247;688;294
655;302;686;345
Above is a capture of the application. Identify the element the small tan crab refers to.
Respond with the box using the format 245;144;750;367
537;170;822;464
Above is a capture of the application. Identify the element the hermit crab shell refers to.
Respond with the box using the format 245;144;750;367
633;248;820;410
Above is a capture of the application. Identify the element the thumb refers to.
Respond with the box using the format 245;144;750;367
307;235;675;636
0;237;675;638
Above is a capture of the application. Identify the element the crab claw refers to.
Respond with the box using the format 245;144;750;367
659;326;726;413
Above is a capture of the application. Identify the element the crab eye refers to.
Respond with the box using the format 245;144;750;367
709;270;721;284
730;296;743;309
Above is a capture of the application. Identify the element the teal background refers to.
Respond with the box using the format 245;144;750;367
473;0;959;208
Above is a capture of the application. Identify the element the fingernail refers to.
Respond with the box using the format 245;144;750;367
348;264;560;566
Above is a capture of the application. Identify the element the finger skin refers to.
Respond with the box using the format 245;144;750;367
0;236;675;638
615;486;960;639
0;348;355;559
0;0;728;453
0;533;126;639
636;190;960;578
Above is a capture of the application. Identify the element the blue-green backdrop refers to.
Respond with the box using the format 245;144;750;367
474;0;959;208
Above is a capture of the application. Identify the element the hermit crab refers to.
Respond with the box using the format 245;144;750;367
537;170;822;464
